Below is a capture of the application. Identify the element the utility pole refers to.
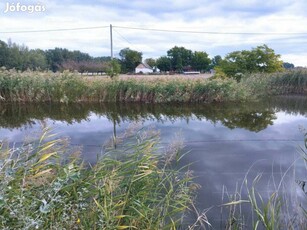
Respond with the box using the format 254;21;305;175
110;24;113;60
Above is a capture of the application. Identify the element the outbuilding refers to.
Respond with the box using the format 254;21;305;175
135;63;153;74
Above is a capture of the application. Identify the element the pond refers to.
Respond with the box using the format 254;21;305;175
0;96;306;228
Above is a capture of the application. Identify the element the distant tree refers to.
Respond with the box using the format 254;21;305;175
191;51;211;72
27;49;48;70
46;48;93;72
45;48;65;72
283;62;295;69
119;48;142;73
210;55;222;69
0;39;113;72
0;40;9;67
167;46;193;71
144;58;156;68
106;59;121;78
156;56;171;72
93;56;111;62
219;44;284;79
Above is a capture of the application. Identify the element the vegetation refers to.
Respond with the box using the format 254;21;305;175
157;46;211;72
222;131;307;229
0;68;306;104
0;39;298;75
119;48;142;73
216;45;284;79
0;68;247;103
0;124;306;229
0;39;116;73
0;126;198;229
106;59;121;78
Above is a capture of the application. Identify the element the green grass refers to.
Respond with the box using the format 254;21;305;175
0;126;198;229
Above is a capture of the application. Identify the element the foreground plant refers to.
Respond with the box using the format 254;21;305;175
221;131;307;230
0;127;198;229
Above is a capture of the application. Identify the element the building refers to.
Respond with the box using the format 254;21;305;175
135;63;153;74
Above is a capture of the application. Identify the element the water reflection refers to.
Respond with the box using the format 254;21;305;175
0;96;306;228
1;96;306;131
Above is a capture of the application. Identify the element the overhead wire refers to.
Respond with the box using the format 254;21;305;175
113;25;307;36
0;25;109;34
1;24;307;36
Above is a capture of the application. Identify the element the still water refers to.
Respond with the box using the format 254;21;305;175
0;96;306;228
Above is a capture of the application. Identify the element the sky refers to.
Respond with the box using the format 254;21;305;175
0;0;307;67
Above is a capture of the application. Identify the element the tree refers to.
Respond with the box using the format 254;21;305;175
219;44;284;78
45;48;65;72
191;51;210;72
106;59;121;78
0;40;9;67
210;55;222;69
167;46;193;72
144;58;156;68
27;49;48;70
119;48;142;73
283;62;295;69
156;56;171;72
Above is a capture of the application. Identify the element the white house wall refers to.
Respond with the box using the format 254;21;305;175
135;68;153;73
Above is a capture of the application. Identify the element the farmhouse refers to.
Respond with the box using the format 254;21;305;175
135;63;153;74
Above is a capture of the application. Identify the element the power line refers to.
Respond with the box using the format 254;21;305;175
113;28;141;52
114;25;307;36
2;25;307;36
113;28;134;46
0;26;109;34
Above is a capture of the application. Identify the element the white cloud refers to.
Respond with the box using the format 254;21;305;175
0;0;306;66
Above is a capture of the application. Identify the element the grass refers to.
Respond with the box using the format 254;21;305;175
0;126;199;229
239;69;307;97
1;68;306;103
220;130;307;230
4;68;307;104
0;125;306;229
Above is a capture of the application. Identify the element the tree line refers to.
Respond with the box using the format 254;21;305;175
0;39;295;78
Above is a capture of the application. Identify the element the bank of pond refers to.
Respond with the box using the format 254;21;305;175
0;69;306;103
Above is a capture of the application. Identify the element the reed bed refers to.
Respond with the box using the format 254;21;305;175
0;69;249;103
1;69;306;104
240;69;307;96
0;126;200;229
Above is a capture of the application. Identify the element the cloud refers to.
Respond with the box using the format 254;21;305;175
0;0;306;66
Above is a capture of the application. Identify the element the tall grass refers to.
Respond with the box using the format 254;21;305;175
221;131;307;230
1;68;306;103
0;69;249;103
240;69;307;97
1;68;307;103
0;126;198;229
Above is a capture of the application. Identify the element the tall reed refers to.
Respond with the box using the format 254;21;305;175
221;131;307;230
0;126;198;229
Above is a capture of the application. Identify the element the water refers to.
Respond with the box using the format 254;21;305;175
0;96;306;228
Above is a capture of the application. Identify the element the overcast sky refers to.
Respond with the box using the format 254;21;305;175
1;0;307;66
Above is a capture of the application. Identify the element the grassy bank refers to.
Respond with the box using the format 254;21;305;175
1;69;305;103
0;69;244;103
0;127;199;229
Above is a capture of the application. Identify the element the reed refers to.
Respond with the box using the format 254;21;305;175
0;126;198;229
0;69;248;103
221;132;307;230
1;69;306;103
